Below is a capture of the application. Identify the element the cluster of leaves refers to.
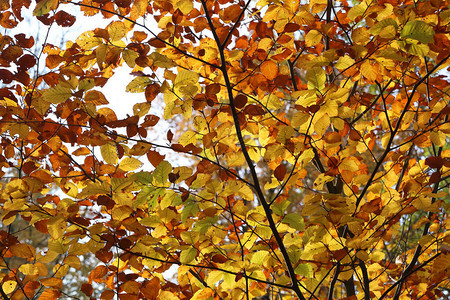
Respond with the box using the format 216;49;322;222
0;0;449;299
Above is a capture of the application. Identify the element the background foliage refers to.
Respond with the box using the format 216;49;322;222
0;0;449;299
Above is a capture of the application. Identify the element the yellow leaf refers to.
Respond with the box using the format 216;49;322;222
314;113;330;136
412;196;432;211
48;238;69;254
174;0;193;15
228;49;244;61
76;31;103;50
225;151;245;167
305;30;322;47
180;231;200;244
313;174;334;190
119;157;142;172
126;76;152;93
108;21;127;42
356;250;369;261
101;143;118;165
43;85;72;104
112;205;133;221
130;0;147;20
2;281;17;294
264;94;283;110
306;67;326;91
335;55;355;70
10;244;35;258
132;102;151;117
63;255;81;270
299;148;315;166
430;131;446;146
348;2;368;21
360;61;378;82
294;263;313;277
179;131;197;146
418;235;434;247
251;250;269;264
19;264;38;275
47;217;66;240
158;291;179;300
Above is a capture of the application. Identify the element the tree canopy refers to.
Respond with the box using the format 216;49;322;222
0;0;449;299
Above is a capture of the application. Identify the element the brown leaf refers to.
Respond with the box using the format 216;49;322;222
234;94;247;109
81;283;93;296
425;156;444;169
54;10;75;27
147;150;165;167
274;164;287;181
212;254;228;263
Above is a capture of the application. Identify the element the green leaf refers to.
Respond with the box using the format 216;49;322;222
33;0;58;16
148;52;176;68
123;49;139;68
180;247;197;264
369;18;398;35
42;85;72;104
294;263;313;277
153;161;172;185
283;213;305;231
133;171;153;185
401;20;434;44
134;186;152;208
192;216;218;234
182;198;199;223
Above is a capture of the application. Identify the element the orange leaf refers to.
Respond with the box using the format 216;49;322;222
10;244;35;259
324;132;341;144
261;60;278;80
88;265;108;284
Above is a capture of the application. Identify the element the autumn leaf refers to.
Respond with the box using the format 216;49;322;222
2;1;449;299
33;0;58;16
